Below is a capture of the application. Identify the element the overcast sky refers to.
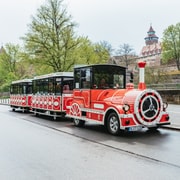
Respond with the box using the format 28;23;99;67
0;0;180;54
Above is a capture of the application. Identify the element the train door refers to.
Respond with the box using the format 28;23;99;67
73;67;91;107
66;67;91;124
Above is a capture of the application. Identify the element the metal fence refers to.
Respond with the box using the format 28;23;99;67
147;83;180;90
0;98;10;105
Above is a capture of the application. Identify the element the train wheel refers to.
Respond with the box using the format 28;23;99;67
73;118;85;127
34;110;39;116
107;112;120;135
70;103;85;127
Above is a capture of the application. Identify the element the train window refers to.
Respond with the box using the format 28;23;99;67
74;65;125;89
11;85;14;94
26;84;32;94
55;78;61;95
23;85;27;94
93;65;126;89
81;68;91;89
74;68;91;89
113;74;124;89
18;85;21;94
16;85;19;94
63;77;74;93
74;69;80;89
33;79;49;95
33;81;38;94
48;78;54;94
17;85;20;94
43;79;48;94
11;82;33;94
39;80;43;94
10;84;17;94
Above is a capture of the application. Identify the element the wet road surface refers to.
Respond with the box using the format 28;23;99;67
0;105;180;180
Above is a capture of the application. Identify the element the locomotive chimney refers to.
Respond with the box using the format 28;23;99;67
138;61;146;89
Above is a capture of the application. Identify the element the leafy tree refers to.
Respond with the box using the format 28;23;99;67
116;43;135;68
0;44;20;74
0;44;23;91
22;0;79;72
67;37;110;68
162;22;180;70
94;41;111;63
71;37;95;66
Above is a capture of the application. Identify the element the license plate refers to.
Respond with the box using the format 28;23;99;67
128;126;142;131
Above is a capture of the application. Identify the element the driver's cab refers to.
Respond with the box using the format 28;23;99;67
73;64;126;109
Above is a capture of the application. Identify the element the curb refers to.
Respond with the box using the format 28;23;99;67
161;125;180;131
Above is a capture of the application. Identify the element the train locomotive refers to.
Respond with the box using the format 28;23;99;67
10;62;170;135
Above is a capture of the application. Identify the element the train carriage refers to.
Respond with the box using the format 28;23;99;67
31;72;73;119
66;62;170;135
10;79;32;112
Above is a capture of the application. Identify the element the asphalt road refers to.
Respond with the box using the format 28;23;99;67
165;104;180;129
0;105;180;180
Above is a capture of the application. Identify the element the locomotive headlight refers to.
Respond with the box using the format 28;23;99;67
163;102;168;110
123;104;130;113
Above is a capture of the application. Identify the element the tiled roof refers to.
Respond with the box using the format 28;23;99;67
140;42;161;56
148;26;155;33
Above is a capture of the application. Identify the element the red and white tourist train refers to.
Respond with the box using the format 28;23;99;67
10;62;170;135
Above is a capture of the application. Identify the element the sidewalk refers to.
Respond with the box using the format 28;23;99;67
161;106;180;131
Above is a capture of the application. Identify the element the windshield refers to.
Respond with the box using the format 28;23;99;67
93;65;126;89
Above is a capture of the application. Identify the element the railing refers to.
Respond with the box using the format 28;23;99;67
147;83;180;90
0;98;10;105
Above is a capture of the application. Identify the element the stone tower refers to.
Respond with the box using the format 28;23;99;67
140;25;161;66
144;25;159;45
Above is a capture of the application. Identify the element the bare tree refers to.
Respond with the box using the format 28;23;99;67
116;43;135;68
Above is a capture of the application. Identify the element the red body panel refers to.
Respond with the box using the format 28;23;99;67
10;94;32;110
66;88;170;130
31;94;73;113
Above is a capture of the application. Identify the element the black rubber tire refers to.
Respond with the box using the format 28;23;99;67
73;118;85;127
107;112;120;135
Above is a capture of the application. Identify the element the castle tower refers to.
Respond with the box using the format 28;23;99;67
140;25;161;66
0;46;5;54
144;25;159;45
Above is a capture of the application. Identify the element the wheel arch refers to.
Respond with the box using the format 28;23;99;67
104;107;120;128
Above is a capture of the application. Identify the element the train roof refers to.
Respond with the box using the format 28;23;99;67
74;64;126;70
33;72;73;80
11;78;32;84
